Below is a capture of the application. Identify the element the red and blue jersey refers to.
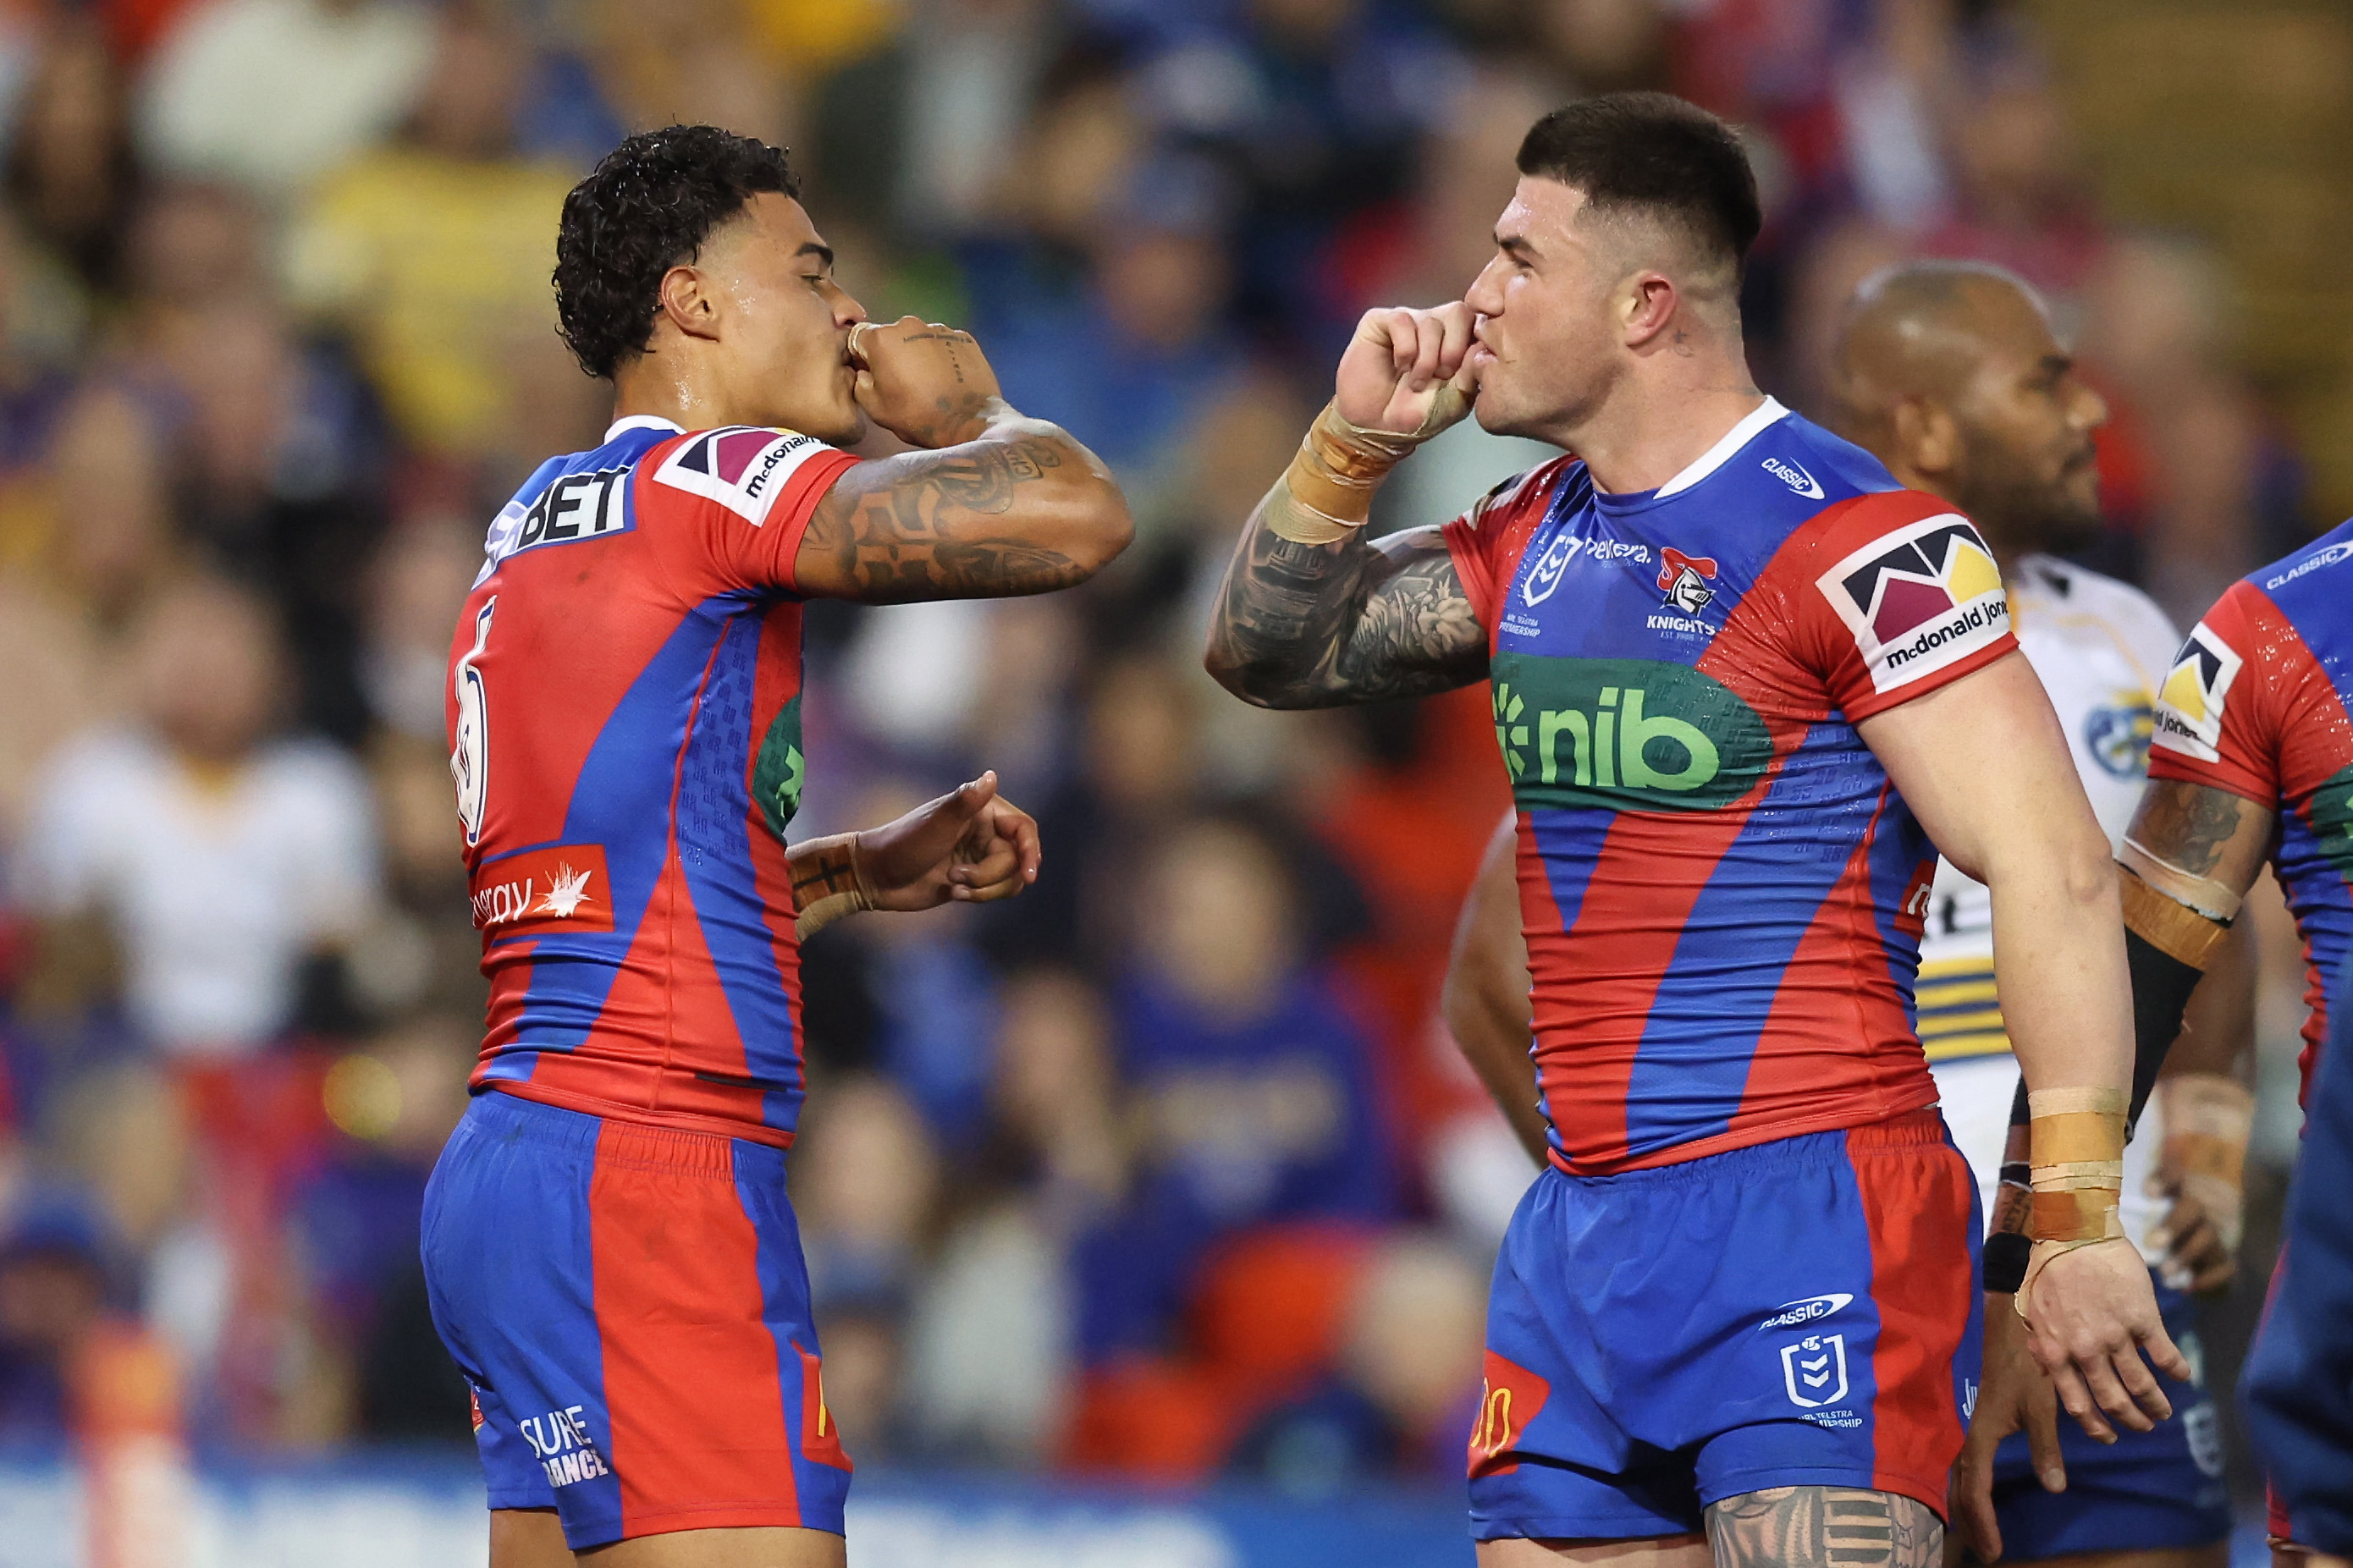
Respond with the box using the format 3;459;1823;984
2147;517;2353;1104
1443;399;2020;1175
446;414;860;1147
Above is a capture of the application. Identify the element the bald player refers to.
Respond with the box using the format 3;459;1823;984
1832;263;2249;1568
1443;260;2250;1566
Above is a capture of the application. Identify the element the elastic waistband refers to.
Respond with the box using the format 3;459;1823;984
1558;1109;1951;1189
465;1086;784;1181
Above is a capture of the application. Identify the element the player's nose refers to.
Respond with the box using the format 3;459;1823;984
2072;377;2108;434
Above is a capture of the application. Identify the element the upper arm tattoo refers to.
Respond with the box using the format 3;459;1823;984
1706;1487;1940;1568
2130;779;2273;880
1204;481;1486;708
800;435;1085;601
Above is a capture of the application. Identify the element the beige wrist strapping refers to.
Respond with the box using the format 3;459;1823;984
792;832;877;939
2156;1073;2254;1253
2016;1085;2128;1320
1271;390;1470;546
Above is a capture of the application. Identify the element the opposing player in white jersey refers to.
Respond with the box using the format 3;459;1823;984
1831;263;2248;1568
1444;260;2248;1568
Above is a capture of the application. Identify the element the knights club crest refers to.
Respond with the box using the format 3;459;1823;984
1780;1334;1848;1408
1656;547;1719;614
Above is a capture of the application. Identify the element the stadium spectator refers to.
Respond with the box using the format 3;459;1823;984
283;8;584;466
0;0;2321;1505
292;1010;474;1439
19;576;380;1057
1226;1230;1485;1490
7;16;139;293
136;0;433;205
1075;817;1397;1365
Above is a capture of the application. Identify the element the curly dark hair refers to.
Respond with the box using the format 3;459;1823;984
553;125;802;381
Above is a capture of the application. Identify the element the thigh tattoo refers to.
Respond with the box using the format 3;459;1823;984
1704;1487;1941;1568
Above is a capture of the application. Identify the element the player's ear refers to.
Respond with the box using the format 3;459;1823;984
1893;396;1960;479
1620;273;1676;347
657;264;722;344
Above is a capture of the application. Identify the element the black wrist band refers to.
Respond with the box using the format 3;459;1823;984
1985;1230;2031;1294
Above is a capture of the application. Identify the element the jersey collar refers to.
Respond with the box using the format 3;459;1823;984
605;415;685;441
1651;396;1791;498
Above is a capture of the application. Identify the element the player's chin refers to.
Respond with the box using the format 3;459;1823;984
813;399;867;448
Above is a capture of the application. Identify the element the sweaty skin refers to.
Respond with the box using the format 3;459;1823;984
614;191;1134;605
487;187;1131;1568
1213;179;2170;1568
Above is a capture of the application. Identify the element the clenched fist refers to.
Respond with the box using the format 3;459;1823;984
848;316;1005;448
1334;302;1482;438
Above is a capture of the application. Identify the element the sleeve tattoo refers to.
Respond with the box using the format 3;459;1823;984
1204;482;1487;708
1706;1487;1940;1568
802;435;1088;601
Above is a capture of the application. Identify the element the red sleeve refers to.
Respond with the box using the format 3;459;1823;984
1787;489;2019;721
642;426;861;595
1439;458;1575;635
2146;580;2288;805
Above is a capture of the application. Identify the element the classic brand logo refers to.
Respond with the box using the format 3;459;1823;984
470;843;615;938
2151;624;2242;765
1491;653;1772;813
1763;455;1825;499
1758;1293;1853;1332
1816;514;2009;693
2267;540;2353;591
654;426;830;525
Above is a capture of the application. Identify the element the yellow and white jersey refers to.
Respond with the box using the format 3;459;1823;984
1921;554;2179;1264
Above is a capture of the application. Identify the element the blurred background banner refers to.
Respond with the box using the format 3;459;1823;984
0;1458;1471;1566
0;0;2340;1559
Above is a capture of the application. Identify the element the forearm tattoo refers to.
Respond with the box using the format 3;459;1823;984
2135;781;2257;878
1706;1488;1940;1568
803;434;1086;600
1204;481;1486;708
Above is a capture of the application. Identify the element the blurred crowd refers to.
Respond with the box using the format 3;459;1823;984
0;0;2321;1496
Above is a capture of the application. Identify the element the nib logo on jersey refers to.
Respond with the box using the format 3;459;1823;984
1817;514;2009;693
469;844;615;938
654;426;830;526
2150;626;2243;765
1491;652;1772;813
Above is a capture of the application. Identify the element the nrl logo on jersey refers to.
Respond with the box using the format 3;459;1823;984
2151;625;2243;764
655;426;832;525
1816;514;2009;694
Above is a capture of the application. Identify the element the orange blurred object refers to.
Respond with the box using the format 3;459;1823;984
73;1320;193;1568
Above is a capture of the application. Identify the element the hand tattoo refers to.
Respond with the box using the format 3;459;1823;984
1204;480;1486;707
1706;1487;1940;1568
802;434;1087;600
